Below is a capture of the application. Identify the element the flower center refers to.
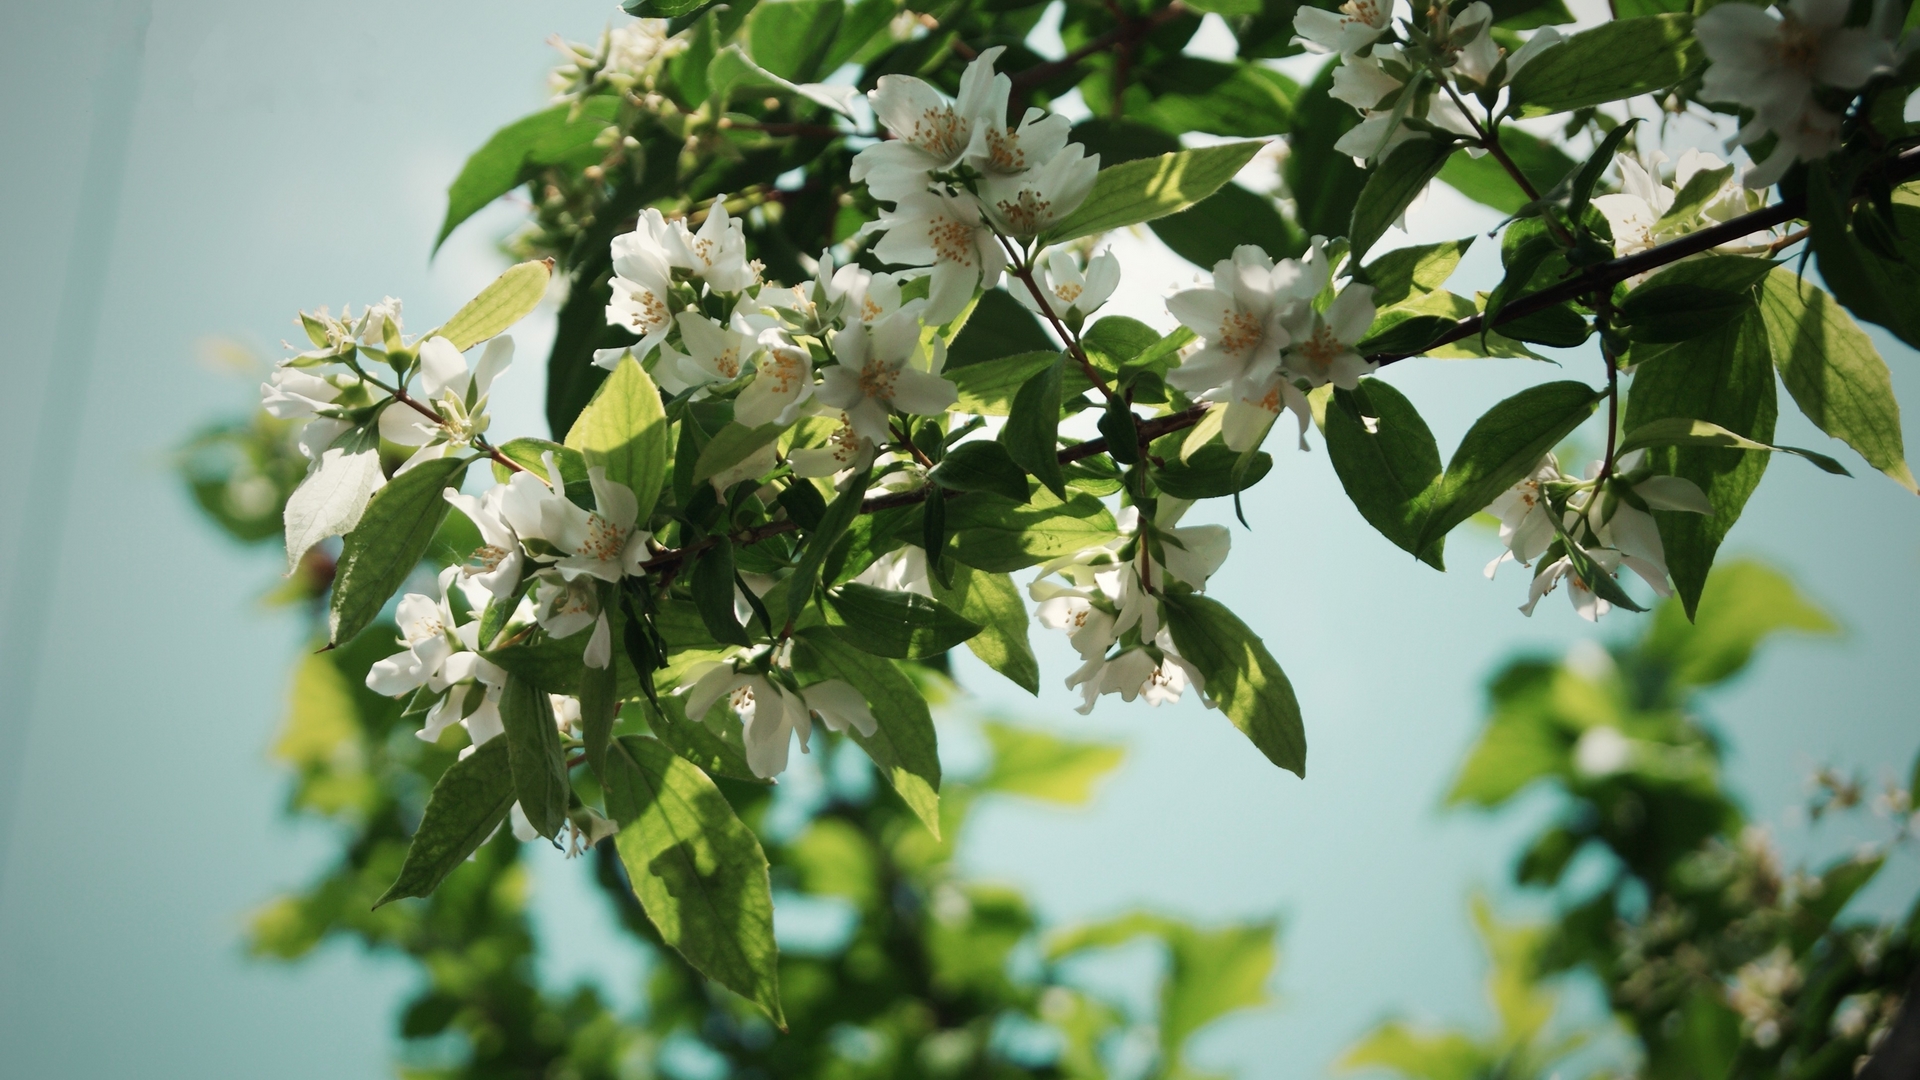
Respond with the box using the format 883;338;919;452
763;348;805;393
1340;0;1382;26
1054;282;1083;304
404;615;444;645
985;126;1025;172
622;285;669;334
858;360;900;403
1774;17;1822;75
729;685;756;714
825;418;863;463
1296;325;1342;374
1216;309;1264;356
578;513;627;563
713;347;740;379
927;215;977;266
994;190;1053;236
910;106;966;161
466;544;508;576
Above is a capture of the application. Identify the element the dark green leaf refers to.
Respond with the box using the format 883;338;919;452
928;565;1040;694
1567;119;1640;227
579;659;620;779
1498;303;1591;347
1622;307;1776;618
946;488;1121;572
1150;182;1304;268
1288;59;1367;239
825;582;983;659
927;440;1032;502
329;457;468;646
1416;381;1601;551
786;467;871;625
1153;443;1274;499
1350;137;1457;261
745;0;841;82
1134;59;1294;137
646;693;765;785
1617;254;1775;343
692;537;751;646
691;422;783;490
435;100;617;251
501;672;570;839
1437;127;1576;213
1323;379;1445;567
603;735;783;1026
373;738;515;906
1161;593;1306;777
946;288;1053;369
1360;236;1474;308
1069;118;1181;166
1806;161;1920;350
1001;356;1067;499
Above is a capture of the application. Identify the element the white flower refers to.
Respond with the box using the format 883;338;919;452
604;213;680;359
872;189;1008;324
656;309;762;394
1450;21;1563;91
532;572;614;669
379;334;514;473
1033;582;1120;663
542;466;653;583
1281;275;1377;390
1065;634;1206;714
1293;0;1392;57
1013;249;1120;323
979;142;1099;238
853;544;932;596
1520;549;1616;621
1578;450;1714;597
789;413;877;480
685;664;812;779
1166;244;1311;397
662;201;760;292
1484;454;1565;579
845;270;908;326
854;46;1005;201
1217;369;1314;453
1696;0;1900;187
798;680;879;739
1333;91;1477;164
1574;725;1634;777
817;304;957;443
733;330;815;427
1594;151;1766;263
443;482;526;601
260;367;344;422
365;567;507;742
1330;46;1407;110
965;66;1072;178
766;249;864;332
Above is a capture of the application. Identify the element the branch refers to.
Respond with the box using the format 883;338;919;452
1372;145;1920;367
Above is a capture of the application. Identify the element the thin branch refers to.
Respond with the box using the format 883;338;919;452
997;233;1117;402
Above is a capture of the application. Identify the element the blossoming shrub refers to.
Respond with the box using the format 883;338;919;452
249;0;1920;1025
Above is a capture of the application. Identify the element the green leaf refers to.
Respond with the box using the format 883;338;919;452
1658;163;1737;230
1161;592;1306;777
928;565;1041;694
329;456;468;646
373;737;515;906
1288;58;1367;240
435;99;617;252
1483;232;1559;345
563;355;671;520
1001;356;1067;499
579;659;619;779
1048;140;1265;243
948;350;1059;416
1498;303;1591;347
787;467;871;625
1642;559;1836;691
1567;118;1640;228
946;487;1122;573
1757;268;1916;492
980;723;1123;804
1152;443;1273;498
500;672;569;839
603;735;783;1027
1437;127;1576;214
1507;13;1701;118
946;288;1053;369
745;0;841;82
1622;307;1776;618
1069;117;1181;167
1350;137;1457;261
624;0;713;21
1150;182;1304;268
437;260;553;352
1617;255;1776;343
927;440;1032;503
691;422;784;490
1615;417;1851;475
490;437;590;492
284;446;385;572
1416;381;1600;552
790;628;942;836
1323;378;1445;567
1360;237;1474;309
1806;162;1920;350
1135;59;1294;138
691;536;751;646
825;582;983;659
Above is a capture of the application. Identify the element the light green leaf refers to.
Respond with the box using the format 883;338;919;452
929;566;1041;694
946;487;1121;573
374;737;515;907
1415;382;1600;552
790;628;942;836
744;0;841;83
500;672;569;839
435;98;617;252
284;446;385;573
1360;236;1474;309
824;582;984;659
1642;559;1837;691
1623;307;1776;618
1757;268;1916;492
980;722;1122;804
329;456;468;646
949;350;1059;416
1048;140;1265;243
1350;137;1457;261
1616;417;1850;475
1338;1023;1493;1080
1508;13;1700;117
1161;593;1306;777
603;735;783;1026
1323;378;1445;568
564;355;671;520
690;422;784;490
437;259;553;352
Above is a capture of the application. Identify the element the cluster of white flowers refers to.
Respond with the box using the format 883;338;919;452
1483;450;1713;620
681;647;879;779
1028;502;1228;713
1298;0;1562;164
548;18;677;101
1165;241;1377;454
1696;0;1907;188
1591;149;1769;263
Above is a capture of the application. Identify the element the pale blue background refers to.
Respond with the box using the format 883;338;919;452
1;2;1916;1077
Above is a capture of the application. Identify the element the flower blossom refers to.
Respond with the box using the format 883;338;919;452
683;659;877;779
365;567;508;744
852;46;1006;201
379;335;514;473
1013;249;1120;324
817;304;957;443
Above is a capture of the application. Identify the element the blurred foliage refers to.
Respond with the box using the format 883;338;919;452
1345;560;1920;1080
